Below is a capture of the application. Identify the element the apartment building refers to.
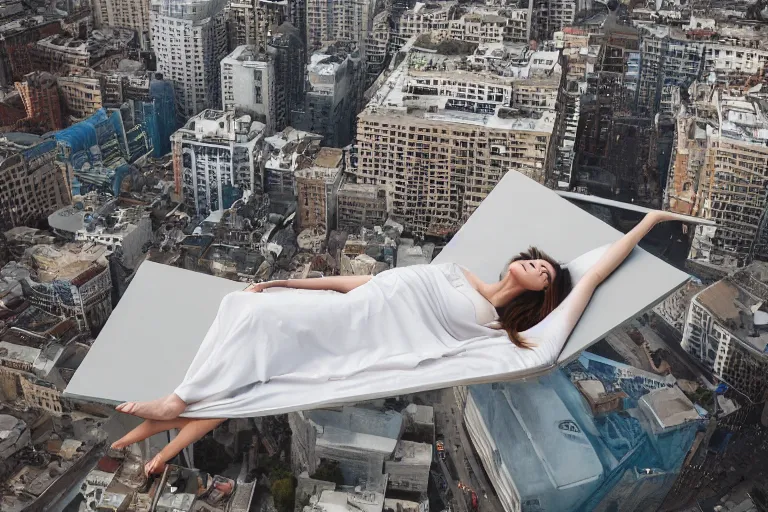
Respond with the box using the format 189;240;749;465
295;147;344;233
449;7;532;45
150;0;228;122
681;262;768;401
666;82;768;268
29;30;133;75
533;0;592;41
222;45;276;134
0;16;63;87
337;182;390;231
58;76;103;120
392;2;455;50
92;0;151;50
366;12;390;88
15;71;64;132
637;26;704;115
306;0;376;53
268;24;306;130
228;0;286;51
293;42;362;147
0;138;68;232
355;48;560;235
171;110;266;215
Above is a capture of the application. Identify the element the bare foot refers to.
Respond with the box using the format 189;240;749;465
115;394;187;420
145;453;167;476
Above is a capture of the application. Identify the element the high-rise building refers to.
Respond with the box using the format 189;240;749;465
268;23;306;129
392;2;454;50
294;147;344;232
171;109;266;215
681;262;768;402
221;45;276;134
292;42;362;147
58;76;103;121
336;182;390;231
355;46;561;236
365;12;390;89
306;0;376;53
533;0;593;41
150;0;228;122
0;137;69;231
665;82;768;268
15;71;64;132
228;0;286;51
637;26;704;115
92;0;152;50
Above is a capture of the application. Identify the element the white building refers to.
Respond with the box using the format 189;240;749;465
222;45;276;134
171;110;266;215
681;262;768;401
150;0;228;121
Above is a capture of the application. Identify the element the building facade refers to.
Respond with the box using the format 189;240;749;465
0;139;68;232
681;263;768;401
58;76;103;120
150;0;228;122
294;148;344;232
336;182;389;231
92;0;151;50
15;71;64;132
171;110;266;215
355;48;560;236
293;43;362;147
222;45;276;134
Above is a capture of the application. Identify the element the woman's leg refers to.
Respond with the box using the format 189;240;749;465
116;393;188;421
111;417;195;449
144;418;226;475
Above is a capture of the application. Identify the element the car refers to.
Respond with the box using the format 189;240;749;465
470;491;478;510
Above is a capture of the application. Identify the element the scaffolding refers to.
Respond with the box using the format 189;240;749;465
54;107;154;196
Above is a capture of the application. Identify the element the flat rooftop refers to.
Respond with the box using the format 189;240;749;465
695;262;768;354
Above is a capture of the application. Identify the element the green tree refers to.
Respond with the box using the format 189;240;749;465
311;461;344;486
271;478;295;512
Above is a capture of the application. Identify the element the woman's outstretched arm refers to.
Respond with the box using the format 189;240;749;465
246;275;372;294
528;210;696;349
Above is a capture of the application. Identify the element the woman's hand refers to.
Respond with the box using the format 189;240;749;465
245;282;270;293
647;209;713;226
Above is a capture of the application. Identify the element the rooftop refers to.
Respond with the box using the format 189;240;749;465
224;44;268;63
639;386;700;431
364;50;559;133
695;261;768;354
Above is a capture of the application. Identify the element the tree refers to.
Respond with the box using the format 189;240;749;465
311;460;344;486
271;478;295;512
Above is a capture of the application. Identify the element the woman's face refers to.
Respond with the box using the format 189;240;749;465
507;259;556;292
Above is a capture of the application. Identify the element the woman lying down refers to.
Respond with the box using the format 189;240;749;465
111;210;691;475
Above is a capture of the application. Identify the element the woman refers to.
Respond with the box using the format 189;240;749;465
112;209;690;475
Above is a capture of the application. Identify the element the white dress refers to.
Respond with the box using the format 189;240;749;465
176;248;607;419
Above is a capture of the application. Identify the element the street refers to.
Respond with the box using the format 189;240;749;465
432;389;504;512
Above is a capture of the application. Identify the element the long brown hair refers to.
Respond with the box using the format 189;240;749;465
497;247;572;349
